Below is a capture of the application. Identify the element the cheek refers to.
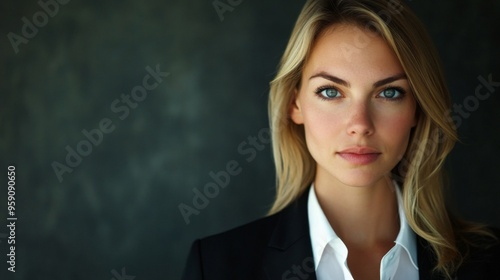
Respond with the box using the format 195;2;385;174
377;107;416;158
301;102;343;149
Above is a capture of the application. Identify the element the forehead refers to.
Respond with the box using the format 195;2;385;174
303;24;404;81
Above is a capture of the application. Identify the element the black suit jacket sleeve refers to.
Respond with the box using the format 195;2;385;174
181;190;500;280
183;239;203;280
181;193;315;280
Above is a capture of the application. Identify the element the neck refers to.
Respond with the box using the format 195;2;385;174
314;175;399;248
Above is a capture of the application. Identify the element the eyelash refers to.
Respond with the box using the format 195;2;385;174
314;86;340;101
314;85;407;102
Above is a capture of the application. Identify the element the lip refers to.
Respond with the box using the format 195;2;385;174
337;146;381;165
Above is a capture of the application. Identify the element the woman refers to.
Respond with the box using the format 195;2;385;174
182;0;500;279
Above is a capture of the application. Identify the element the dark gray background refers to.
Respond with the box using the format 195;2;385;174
1;0;499;279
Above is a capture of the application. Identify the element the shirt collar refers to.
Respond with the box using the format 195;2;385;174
307;184;340;269
307;180;418;270
394;181;418;269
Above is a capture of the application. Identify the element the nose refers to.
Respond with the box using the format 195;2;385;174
346;101;375;136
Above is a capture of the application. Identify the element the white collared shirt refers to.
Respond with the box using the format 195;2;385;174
307;181;419;280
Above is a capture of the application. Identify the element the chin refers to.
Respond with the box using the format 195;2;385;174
338;178;381;188
332;170;389;188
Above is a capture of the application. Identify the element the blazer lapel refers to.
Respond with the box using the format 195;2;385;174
263;191;317;280
261;190;455;280
417;235;451;280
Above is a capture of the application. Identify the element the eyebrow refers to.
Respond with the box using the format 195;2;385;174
309;71;407;88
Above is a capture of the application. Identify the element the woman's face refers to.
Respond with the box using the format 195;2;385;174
291;24;417;188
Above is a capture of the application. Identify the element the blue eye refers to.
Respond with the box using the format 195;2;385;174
379;87;404;99
316;87;340;99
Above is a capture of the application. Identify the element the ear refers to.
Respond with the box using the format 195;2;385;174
290;89;304;125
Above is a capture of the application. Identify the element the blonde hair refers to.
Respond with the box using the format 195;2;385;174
268;0;495;277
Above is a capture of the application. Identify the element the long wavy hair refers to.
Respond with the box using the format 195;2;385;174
268;0;494;277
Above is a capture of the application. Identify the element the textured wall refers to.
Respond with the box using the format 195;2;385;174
1;0;499;279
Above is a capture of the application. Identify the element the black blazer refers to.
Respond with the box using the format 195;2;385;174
182;191;500;280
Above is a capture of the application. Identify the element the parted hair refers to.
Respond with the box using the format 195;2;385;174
267;0;495;278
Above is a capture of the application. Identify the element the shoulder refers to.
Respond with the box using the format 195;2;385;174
182;192;312;280
182;213;284;280
469;227;500;257
199;211;281;252
458;227;500;277
194;190;310;253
